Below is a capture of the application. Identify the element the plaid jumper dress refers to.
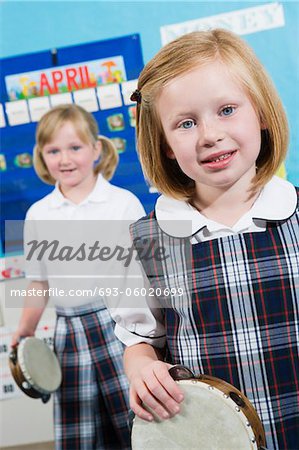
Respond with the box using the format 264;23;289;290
131;190;299;450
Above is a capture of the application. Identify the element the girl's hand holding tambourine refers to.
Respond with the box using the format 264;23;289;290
11;325;35;348
129;360;184;422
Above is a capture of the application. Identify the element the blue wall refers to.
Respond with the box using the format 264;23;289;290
1;0;298;185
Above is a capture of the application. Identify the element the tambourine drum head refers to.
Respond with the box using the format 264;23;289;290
132;380;259;450
20;337;61;394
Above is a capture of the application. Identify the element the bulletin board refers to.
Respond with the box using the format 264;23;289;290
0;34;158;258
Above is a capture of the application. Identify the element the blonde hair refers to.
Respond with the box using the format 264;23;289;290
134;29;289;199
33;104;118;185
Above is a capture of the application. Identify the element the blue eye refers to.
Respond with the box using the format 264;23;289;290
179;120;195;129
48;149;59;155
220;106;235;116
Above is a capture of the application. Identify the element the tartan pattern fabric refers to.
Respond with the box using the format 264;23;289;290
54;301;131;450
131;191;299;450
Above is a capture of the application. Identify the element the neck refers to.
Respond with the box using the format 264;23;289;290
60;174;97;205
192;177;259;227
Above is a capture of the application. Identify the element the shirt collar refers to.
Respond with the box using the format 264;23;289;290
155;176;297;238
250;176;297;220
49;174;111;209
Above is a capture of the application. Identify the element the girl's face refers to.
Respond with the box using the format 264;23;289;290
157;59;262;196
42;121;101;193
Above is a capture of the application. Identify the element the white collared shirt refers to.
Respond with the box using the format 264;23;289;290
27;174;145;221
25;174;146;307
155;176;297;241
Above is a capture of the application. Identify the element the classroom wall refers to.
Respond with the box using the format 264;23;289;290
1;1;298;184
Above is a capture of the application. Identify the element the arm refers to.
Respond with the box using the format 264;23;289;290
110;215;184;420
11;280;49;347
124;343;184;421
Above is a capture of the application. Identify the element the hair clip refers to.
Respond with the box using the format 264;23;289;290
130;89;142;104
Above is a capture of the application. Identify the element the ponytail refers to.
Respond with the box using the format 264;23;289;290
94;135;119;180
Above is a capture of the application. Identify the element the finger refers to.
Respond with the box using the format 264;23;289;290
130;388;154;422
153;363;184;403
144;373;181;416
11;335;20;348
134;378;171;420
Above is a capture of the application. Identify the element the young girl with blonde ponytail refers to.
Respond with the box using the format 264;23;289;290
12;104;144;450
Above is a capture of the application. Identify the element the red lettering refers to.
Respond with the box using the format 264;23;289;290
78;66;86;89
84;66;97;88
40;73;54;96
51;70;63;94
66;68;79;91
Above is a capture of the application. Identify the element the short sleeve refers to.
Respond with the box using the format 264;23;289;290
108;250;166;348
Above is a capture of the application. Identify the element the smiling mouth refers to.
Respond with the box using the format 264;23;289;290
60;168;76;173
202;150;237;164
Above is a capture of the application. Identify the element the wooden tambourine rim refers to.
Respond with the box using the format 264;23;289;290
9;337;62;400
132;367;266;449
194;373;266;448
9;345;41;399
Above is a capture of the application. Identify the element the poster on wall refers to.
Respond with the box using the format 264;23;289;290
0;34;157;260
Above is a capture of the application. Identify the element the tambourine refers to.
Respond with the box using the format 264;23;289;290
9;337;62;403
131;365;267;450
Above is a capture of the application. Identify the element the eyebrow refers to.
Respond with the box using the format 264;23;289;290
44;139;82;148
166;111;195;123
166;95;244;121
43;144;59;150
